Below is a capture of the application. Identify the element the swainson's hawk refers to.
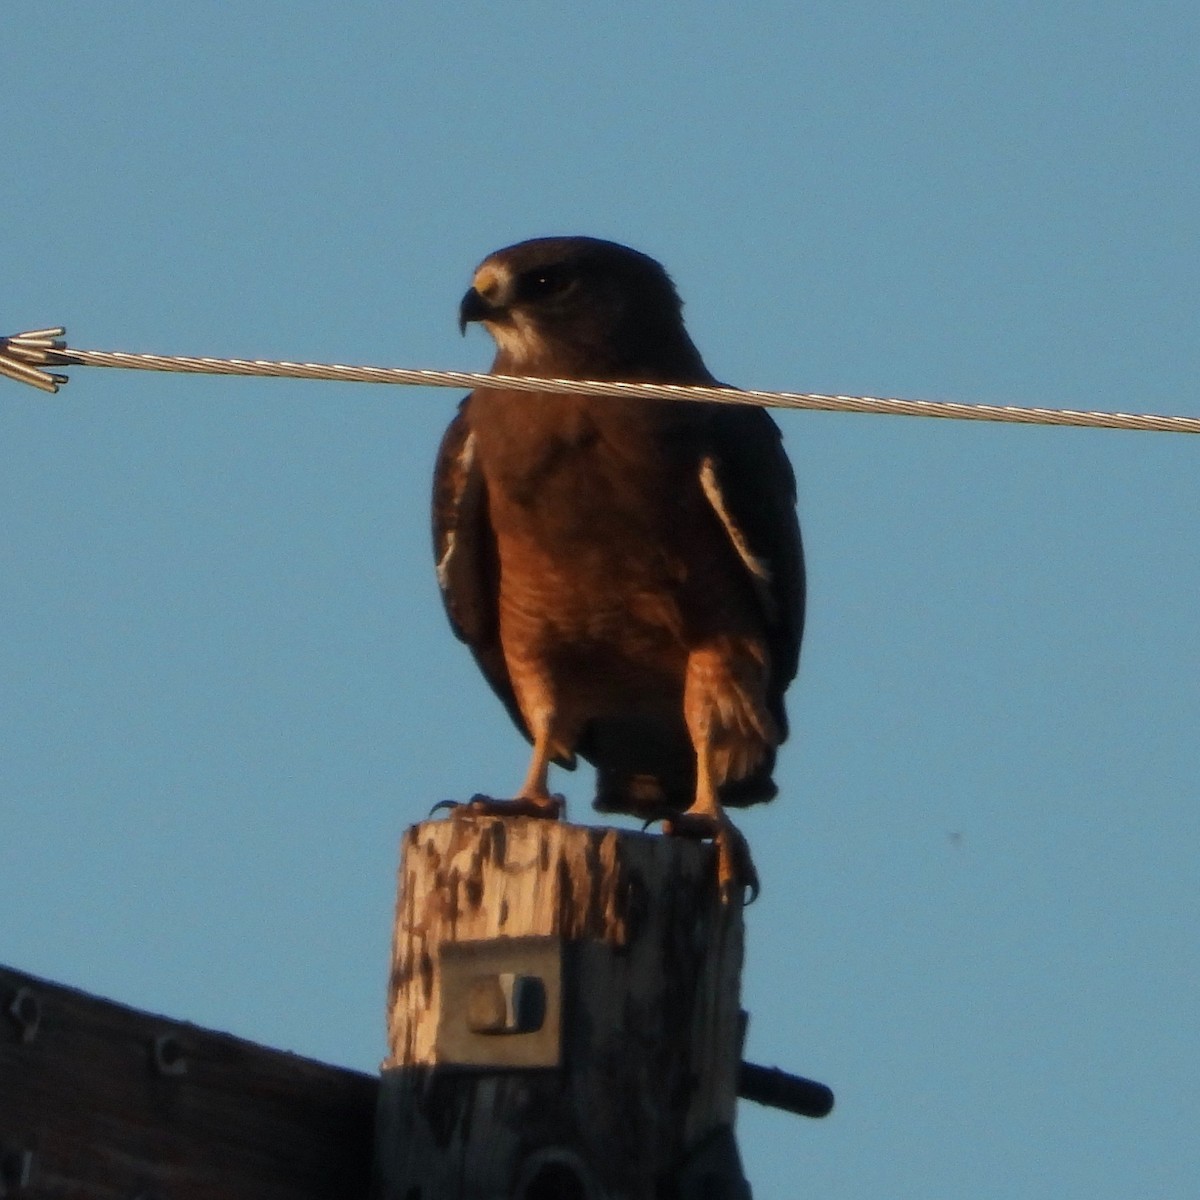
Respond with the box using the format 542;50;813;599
433;237;804;897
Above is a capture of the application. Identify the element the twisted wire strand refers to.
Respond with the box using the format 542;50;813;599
2;330;1198;434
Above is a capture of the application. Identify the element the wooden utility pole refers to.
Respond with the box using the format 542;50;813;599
374;814;751;1200
2;815;829;1196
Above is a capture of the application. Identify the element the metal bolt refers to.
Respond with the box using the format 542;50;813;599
6;989;40;1044
151;1033;187;1077
466;972;546;1035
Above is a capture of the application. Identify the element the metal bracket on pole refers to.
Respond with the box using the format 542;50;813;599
434;936;563;1069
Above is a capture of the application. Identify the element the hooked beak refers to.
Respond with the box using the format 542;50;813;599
458;286;494;335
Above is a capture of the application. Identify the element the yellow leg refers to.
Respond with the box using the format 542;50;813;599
457;704;564;820
669;771;759;905
512;716;562;811
665;656;761;903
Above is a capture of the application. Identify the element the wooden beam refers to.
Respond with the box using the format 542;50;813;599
0;965;376;1199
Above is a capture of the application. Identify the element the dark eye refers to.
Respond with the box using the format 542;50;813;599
522;267;573;300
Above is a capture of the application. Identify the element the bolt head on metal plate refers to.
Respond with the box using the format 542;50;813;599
466;971;547;1035
436;937;562;1068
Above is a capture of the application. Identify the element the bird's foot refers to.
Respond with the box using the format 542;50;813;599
430;793;566;821
662;811;760;905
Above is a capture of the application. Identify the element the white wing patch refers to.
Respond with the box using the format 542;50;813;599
436;429;476;591
699;456;777;619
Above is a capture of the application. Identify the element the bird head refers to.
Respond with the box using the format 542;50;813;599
458;237;705;378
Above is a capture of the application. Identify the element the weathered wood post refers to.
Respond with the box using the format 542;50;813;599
372;814;751;1199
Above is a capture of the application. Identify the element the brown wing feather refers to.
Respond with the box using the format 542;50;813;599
701;403;806;739
431;400;527;739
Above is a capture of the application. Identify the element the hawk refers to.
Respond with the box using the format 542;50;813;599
432;237;804;897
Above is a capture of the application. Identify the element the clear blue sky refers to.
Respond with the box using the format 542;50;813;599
4;6;1197;1197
